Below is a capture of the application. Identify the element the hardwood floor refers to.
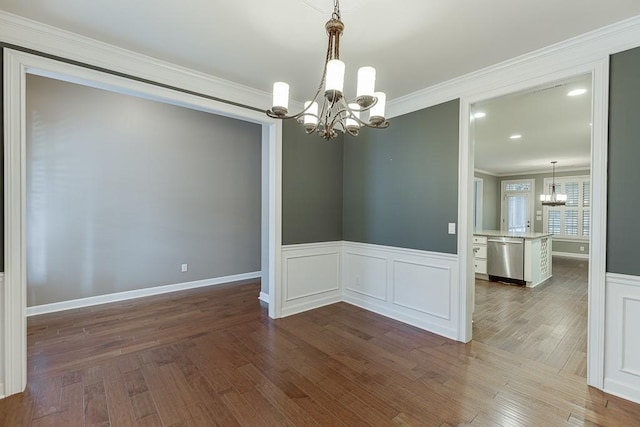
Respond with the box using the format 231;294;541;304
1;275;639;426
474;256;589;377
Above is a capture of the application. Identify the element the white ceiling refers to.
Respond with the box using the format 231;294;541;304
473;74;592;176
0;1;634;175
1;0;640;104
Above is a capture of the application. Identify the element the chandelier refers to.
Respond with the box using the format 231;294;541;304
266;0;389;140
540;161;567;206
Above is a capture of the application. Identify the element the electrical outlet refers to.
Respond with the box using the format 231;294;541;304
579;246;585;252
181;263;188;272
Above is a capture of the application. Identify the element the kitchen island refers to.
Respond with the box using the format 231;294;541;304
473;230;552;287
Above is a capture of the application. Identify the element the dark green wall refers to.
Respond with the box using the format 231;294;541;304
343;99;460;253
607;47;640;275
281;120;344;244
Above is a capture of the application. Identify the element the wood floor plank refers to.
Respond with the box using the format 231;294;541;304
83;382;110;427
57;381;84;427
102;375;138;427
0;275;637;426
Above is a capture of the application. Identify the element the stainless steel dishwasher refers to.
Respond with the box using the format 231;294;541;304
487;236;525;284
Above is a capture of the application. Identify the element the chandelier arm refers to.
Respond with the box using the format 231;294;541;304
339;101;391;130
266;16;336;121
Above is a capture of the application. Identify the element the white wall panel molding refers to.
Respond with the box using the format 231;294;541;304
25;272;261;317
342;242;459;340
280;242;343;317
0;11;272;111
604;273;640;404
0;273;4;399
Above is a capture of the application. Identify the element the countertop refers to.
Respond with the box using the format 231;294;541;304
474;230;553;239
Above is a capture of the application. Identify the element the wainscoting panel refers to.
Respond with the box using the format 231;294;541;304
281;242;342;317
344;252;387;301
0;272;4;399
342;242;459;340
604;273;640;404
392;260;451;320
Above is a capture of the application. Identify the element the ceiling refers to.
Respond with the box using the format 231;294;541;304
473;74;592;176
0;1;632;175
1;0;640;105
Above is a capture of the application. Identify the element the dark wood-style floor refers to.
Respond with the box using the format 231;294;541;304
2;275;640;425
474;256;589;378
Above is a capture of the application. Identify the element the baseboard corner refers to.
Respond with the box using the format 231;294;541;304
259;291;269;304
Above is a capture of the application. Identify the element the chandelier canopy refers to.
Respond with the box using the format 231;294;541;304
266;0;389;140
540;161;567;206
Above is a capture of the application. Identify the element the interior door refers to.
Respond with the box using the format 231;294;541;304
501;179;534;233
504;193;531;232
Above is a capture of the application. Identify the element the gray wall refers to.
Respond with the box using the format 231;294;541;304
474;171;500;230
608;46;640;275
343;99;460;254
282;120;344;244
553;240;589;255
26;75;262;306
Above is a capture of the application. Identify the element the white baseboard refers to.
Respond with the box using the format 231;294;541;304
553;251;589;260
26;271;261;316
280;295;343;318
604;378;640;405
0;382;4;400
259;291;269;303
343;294;458;340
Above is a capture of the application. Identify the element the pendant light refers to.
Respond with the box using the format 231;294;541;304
266;0;389;140
540;161;567;206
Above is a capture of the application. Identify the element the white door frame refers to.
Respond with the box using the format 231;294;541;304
458;59;608;389
3;49;283;396
473;177;483;232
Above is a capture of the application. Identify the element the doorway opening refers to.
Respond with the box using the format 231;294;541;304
3;49;282;397
470;73;593;379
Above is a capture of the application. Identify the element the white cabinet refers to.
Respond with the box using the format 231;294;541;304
524;236;552;287
473;235;488;277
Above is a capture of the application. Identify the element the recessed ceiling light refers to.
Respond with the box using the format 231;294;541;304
568;88;587;97
473;112;486;119
510;134;522;140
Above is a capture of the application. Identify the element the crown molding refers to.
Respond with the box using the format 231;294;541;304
473;169;498;177
497;167;591;177
388;14;640;118
0;11;272;112
477;166;591;178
